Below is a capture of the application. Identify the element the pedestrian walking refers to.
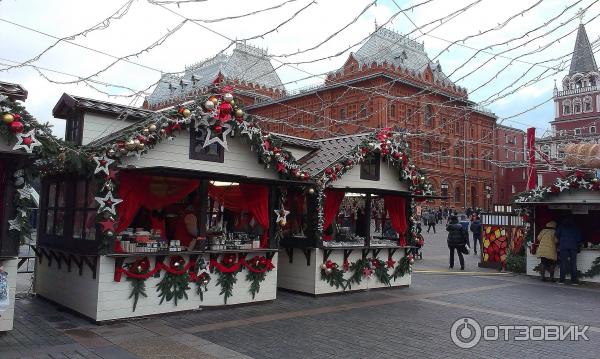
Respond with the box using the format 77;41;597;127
446;215;467;270
535;221;558;282
470;216;482;255
556;217;583;285
426;212;436;234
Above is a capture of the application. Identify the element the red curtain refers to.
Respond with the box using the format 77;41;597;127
526;127;537;190
207;184;247;213
323;190;345;241
116;173;200;232
384;195;408;246
240;183;270;248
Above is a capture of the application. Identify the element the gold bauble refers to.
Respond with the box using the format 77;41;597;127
119;148;129;155
230;100;235;106
149;124;157;132
137;143;145;150
182;109;191;118
2;114;14;123
133;139;141;146
125;140;137;150
142;128;150;135
160;129;167;136
209;96;218;105
235;109;244;118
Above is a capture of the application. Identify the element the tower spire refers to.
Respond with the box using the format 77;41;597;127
568;22;598;75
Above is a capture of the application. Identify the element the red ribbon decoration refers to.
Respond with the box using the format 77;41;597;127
114;257;197;282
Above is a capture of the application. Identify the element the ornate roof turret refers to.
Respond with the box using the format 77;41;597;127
569;23;598;75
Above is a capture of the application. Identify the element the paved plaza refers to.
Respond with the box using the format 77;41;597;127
2;227;600;359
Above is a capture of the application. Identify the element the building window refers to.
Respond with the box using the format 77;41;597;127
390;104;396;118
455;122;460;134
359;104;367;118
424;105;434;127
454;147;460;164
573;98;582;114
360;154;380;181
562;100;571;115
340;108;346;120
574;128;582;136
454;187;461;203
423;140;432;159
505;149;509;159
45;181;66;237
584;96;593;112
470;125;475;139
591;126;596;134
73;179;98;241
189;128;225;163
441;117;446;129
406;108;413;122
65;117;82;145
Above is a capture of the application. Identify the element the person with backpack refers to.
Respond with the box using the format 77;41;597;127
470;216;482;255
446;215;468;270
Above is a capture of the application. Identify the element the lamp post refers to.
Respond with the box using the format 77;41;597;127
485;184;492;211
441;182;449;208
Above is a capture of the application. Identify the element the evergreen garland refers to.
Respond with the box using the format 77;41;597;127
582;256;600;278
125;258;151;312
393;255;412;280
372;258;392;286
246;271;266;300
320;261;347;290
244;256;274;299
195;272;211;302
156;257;191;306
348;258;369;286
215;271;238;304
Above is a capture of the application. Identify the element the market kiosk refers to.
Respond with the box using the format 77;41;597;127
34;89;313;321
278;130;431;295
0;82;37;332
514;172;600;283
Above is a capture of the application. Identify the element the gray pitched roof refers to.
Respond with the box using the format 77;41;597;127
53;93;154;120
0;81;28;101
300;134;369;175
569;23;598;75
147;43;283;106
271;133;321;150
354;27;454;86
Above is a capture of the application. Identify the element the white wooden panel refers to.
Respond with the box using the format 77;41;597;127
82;113;137;145
331;160;409;192
526;249;600;283
278;248;411;295
119;132;280;180
96;253;278;321
35;259;100;320
0;259;17;332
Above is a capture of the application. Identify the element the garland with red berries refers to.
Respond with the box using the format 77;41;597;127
125;257;151;312
156;256;192;306
243;255;275;299
515;171;599;203
210;253;241;304
392;255;413;280
320;260;347;290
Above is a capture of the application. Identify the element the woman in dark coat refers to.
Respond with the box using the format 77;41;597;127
446;215;467;270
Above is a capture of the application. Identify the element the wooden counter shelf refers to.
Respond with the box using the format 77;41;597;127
104;248;277;257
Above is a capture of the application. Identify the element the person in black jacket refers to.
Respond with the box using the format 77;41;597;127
470;216;482;255
446;215;467;270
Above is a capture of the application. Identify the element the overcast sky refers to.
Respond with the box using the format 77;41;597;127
1;0;598;139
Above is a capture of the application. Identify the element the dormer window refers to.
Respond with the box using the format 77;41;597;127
65;113;83;145
360;154;380;181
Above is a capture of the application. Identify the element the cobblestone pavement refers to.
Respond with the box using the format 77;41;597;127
2;226;599;358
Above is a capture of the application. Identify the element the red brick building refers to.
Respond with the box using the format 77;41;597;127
493;125;527;205
537;23;600;185
145;29;499;210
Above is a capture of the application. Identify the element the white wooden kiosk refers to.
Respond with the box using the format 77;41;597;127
34;91;312;321
278;131;428;295
514;174;600;283
0;82;32;332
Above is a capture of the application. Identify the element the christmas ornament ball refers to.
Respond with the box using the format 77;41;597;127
308;188;315;195
320;263;327;270
2;113;14;123
133;139;141;146
119;148;129;155
142;128;150;135
202;280;209;285
9;121;24;133
149;124;157;132
325;268;332;274
182;108;191;118
204;100;215;111
105;230;115;237
125;139;137;150
235;109;244;118
107;149;116;157
223;93;234;103
136;265;143;272
214;125;222;133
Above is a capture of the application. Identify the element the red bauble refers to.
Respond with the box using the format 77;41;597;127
23;136;33;146
13;114;21;121
214;125;222;134
9;121;23;133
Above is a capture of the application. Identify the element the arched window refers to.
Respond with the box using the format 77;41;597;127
562;100;571;115
573;98;582;114
454;187;461;203
423;140;432;159
584;96;593;112
424;105;434;127
390;104;396;118
454;147;460;164
340;108;346;120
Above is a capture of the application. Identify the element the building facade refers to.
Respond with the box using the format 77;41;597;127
493;125;527;205
145;28;499;210
537;23;600;185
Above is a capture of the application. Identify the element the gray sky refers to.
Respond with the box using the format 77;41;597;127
1;0;598;139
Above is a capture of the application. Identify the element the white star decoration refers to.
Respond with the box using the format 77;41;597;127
95;192;123;215
555;178;571;192
531;187;546;198
8;218;21;231
17;186;33;200
240;122;260;140
576;178;590;189
203;123;232;151
274;206;290;225
93;155;114;176
13;130;41;153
